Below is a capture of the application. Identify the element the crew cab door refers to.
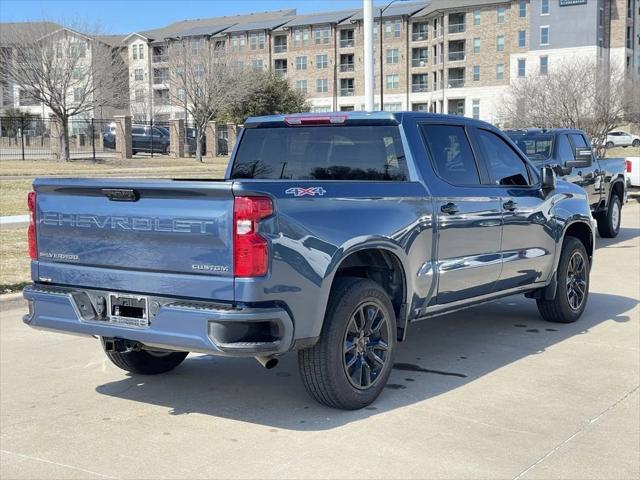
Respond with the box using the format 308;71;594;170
418;123;502;304
559;133;602;210
471;127;556;290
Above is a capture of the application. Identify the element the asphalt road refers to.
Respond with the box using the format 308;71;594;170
1;203;638;480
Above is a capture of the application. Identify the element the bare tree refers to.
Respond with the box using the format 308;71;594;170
167;37;256;161
0;22;128;160
501;58;639;153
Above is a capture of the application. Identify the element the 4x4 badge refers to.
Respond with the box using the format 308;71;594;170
285;187;327;197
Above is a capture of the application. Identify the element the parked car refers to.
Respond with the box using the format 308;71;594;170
103;124;116;149
24;112;597;410
132;125;170;155
604;131;640;149
506;128;626;238
186;127;206;155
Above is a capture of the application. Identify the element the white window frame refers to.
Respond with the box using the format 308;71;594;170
316;54;328;69
518;30;526;48
517;58;526;77
539;55;549;75
316;78;328;93
540;25;550;46
541;0;550;15
497;6;506;24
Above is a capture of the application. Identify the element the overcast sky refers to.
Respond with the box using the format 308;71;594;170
0;0;369;33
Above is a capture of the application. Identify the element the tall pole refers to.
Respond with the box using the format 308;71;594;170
380;9;384;110
363;0;374;111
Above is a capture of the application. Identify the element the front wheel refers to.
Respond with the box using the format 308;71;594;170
537;237;590;323
102;339;188;375
632;139;640;147
298;278;397;410
596;195;621;238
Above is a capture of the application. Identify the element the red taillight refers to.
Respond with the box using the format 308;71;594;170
284;115;347;126
27;191;37;259
233;196;273;277
626;160;632;173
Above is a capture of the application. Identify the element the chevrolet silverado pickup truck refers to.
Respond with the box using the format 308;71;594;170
24;112;596;410
506;128;626;238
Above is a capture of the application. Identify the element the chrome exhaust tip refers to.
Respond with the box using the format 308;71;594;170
255;355;279;369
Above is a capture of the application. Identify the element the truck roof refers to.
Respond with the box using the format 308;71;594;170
243;111;498;129
504;127;586;135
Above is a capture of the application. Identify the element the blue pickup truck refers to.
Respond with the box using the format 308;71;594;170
24;112;596;410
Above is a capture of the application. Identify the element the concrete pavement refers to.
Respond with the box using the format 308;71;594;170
1;203;638;479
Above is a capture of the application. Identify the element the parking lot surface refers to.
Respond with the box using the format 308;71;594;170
1;202;638;480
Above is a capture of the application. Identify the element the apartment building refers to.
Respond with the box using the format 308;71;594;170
0;22;128;122
116;0;640;123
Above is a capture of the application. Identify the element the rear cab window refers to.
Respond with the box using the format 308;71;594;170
230;125;408;181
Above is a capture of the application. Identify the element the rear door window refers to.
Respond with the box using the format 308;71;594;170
475;129;530;186
231;125;408;180
419;124;480;185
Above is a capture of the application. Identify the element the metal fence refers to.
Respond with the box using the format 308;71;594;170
0;116;231;160
0;117;116;160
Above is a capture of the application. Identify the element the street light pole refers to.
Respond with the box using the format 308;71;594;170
363;0;374;111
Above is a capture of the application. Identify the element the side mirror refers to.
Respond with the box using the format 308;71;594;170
566;147;593;169
541;165;556;191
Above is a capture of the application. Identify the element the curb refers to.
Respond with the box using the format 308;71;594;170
0;292;25;309
0;215;29;229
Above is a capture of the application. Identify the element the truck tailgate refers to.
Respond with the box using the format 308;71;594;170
33;178;235;301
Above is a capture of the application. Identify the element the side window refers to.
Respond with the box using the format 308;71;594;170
476;129;530;186
557;134;574;163
569;133;588;148
132;127;144;135
419;124;480;185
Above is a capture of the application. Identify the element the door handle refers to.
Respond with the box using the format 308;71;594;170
503;200;517;211
440;202;459;215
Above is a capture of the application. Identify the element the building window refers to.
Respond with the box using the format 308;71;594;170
316;54;328;69
386;48;399;64
340;78;354;96
496;63;504;80
191;38;203;55
231;34;245;50
72;68;82;80
541;0;549;15
472;65;480;81
274;35;287;53
293;28;310;47
473;9;481;25
540;26;549;46
340;29;355;48
383;103;402;112
312;105;331;113
274;58;287;75
134;69;144;81
497;6;506;24
135;87;145;102
472;99;480;120
518;30;526;48
176;88;185;102
518;58;526;77
295;56;307;70
411;73;428;92
412;22;428;41
132;45;138;60
251;59;263;71
496;35;505;52
384;19;402;38
473;37;480;53
295;80;307;94
249;32;265;50
73;87;81;102
412;47;428;67
519;0;526;17
138;44;144;60
314;26;330;44
386;74;399;89
540;56;548;75
316;78;328;93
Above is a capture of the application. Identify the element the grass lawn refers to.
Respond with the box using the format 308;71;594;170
606;146;640;157
0;227;30;293
0;156;229;216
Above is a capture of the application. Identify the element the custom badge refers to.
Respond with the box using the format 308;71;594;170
285;187;327;197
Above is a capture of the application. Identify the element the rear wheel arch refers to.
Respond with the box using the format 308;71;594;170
327;246;409;342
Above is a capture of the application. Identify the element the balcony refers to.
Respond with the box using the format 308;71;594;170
448;23;466;34
340;88;355;96
274;68;288;76
411;32;428;42
340;39;355;48
153;76;169;85
339;63;355;72
152;54;168;63
411;84;428;92
448;51;465;61
412;58;428;68
448;78;465;88
274;44;287;53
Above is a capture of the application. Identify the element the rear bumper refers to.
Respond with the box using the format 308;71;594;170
22;284;294;356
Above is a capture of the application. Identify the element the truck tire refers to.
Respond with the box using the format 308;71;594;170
596;195;621;238
298;277;397;410
537;237;589;323
102;342;188;375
